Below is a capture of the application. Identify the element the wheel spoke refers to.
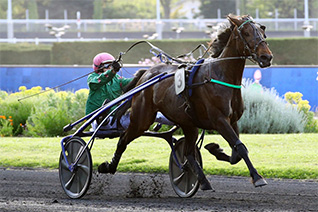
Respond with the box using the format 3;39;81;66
60;157;70;171
76;173;81;193
77;163;89;176
173;172;185;185
74;146;84;162
69;142;74;161
65;173;75;190
176;145;184;163
184;172;189;193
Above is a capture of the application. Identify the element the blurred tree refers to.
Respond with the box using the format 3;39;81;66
240;0;317;18
103;0;156;19
161;0;171;18
199;0;236;18
36;0;94;19
93;0;103;19
0;1;6;19
11;0;26;19
27;0;38;19
199;0;317;19
241;0;303;18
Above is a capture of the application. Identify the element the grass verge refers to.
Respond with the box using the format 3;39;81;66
0;134;317;179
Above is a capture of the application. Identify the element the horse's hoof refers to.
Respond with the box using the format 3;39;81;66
204;143;221;154
98;162;116;174
253;177;268;187
200;178;214;191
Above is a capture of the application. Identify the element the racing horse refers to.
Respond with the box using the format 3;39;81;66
98;14;273;190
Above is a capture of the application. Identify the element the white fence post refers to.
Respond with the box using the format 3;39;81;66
76;11;81;38
26;9;29;31
303;0;311;37
156;0;162;40
7;0;14;42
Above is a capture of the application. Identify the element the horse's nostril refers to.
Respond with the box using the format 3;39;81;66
260;54;272;62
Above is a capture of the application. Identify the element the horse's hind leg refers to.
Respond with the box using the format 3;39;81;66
98;105;156;174
216;118;267;187
183;126;213;191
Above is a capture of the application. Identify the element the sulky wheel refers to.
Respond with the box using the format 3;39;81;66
59;136;92;199
169;137;202;198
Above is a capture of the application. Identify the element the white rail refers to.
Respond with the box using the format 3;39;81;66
1;18;317;44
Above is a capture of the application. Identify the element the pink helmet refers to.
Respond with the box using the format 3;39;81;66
92;52;115;72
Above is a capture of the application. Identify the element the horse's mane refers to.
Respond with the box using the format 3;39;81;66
208;21;234;58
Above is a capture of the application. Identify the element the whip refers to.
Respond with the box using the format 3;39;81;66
17;71;94;102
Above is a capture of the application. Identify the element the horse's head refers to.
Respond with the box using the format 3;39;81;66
228;14;273;68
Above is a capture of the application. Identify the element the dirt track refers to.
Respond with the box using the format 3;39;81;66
0;168;317;211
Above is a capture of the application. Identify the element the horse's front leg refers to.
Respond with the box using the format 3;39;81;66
216;118;267;187
205;121;242;164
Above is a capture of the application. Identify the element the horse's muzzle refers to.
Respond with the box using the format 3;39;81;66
258;53;273;68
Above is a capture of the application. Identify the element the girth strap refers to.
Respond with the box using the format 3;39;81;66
187;58;205;97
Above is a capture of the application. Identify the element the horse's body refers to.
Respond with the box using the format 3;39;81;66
98;14;273;190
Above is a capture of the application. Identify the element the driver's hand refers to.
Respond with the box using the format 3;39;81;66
111;60;121;73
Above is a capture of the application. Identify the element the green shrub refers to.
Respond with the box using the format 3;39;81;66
0;87;34;136
0;119;14;137
25;89;88;137
0;86;88;137
284;92;318;133
0;90;8;100
238;80;306;134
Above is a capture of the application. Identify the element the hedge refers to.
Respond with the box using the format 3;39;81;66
267;38;318;65
51;39;209;65
0;38;317;65
0;43;51;65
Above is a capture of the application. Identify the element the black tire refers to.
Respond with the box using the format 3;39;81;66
169;137;202;198
59;136;92;199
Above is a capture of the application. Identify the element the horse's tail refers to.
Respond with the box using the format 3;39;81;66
111;69;147;126
123;69;147;92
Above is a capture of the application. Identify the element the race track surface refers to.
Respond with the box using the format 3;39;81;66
0;168;317;211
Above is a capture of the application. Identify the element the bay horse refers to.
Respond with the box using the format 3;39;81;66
98;14;273;190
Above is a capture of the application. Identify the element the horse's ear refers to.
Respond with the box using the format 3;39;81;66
259;24;267;38
260;24;266;31
227;14;240;27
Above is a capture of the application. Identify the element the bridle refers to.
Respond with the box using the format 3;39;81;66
235;18;268;65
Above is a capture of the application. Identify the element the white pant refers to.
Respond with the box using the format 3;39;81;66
91;112;173;131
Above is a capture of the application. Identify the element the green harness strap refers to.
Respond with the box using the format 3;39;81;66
210;79;242;89
237;19;254;30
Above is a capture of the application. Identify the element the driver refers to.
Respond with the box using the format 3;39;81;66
85;52;132;130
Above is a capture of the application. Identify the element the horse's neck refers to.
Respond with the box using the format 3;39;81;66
217;37;246;85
